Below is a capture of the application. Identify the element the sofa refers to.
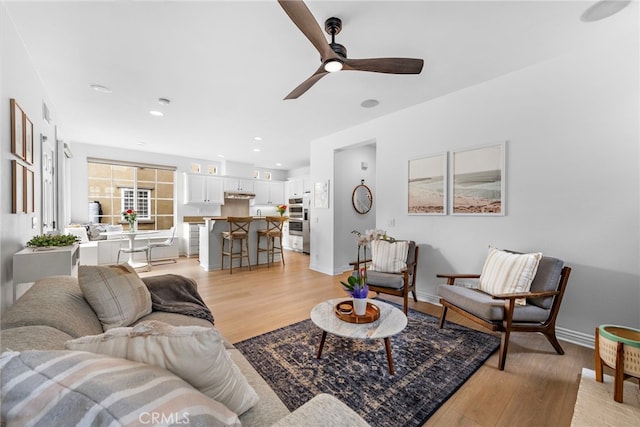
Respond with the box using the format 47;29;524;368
0;272;369;426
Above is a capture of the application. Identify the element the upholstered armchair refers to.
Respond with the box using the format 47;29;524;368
351;240;419;315
437;248;571;370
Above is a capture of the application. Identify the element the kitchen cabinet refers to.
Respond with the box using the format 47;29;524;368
288;175;310;197
254;181;285;205
223;178;254;193
183;223;200;257
184;174;224;204
288;178;303;197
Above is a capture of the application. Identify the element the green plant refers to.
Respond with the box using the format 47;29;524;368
26;234;80;248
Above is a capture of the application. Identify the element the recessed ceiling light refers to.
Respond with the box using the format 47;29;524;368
90;84;112;93
276;163;282;167
149;110;164;117
254;136;263;141
158;98;171;105
581;0;630;22
361;99;380;108
218;154;225;158
253;148;261;152
136;141;146;146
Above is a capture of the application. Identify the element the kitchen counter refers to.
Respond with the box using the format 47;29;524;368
182;216;205;224
199;217;278;271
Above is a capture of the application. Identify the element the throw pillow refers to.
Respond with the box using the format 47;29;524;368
65;320;259;415
78;264;152;330
0;350;240;427
478;247;542;305
370;240;409;273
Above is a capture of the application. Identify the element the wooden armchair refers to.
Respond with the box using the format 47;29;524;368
437;254;571;370
351;241;419;315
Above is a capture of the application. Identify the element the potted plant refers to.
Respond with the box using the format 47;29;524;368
27;234;80;250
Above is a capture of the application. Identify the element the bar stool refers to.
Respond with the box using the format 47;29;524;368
221;217;253;274
256;216;287;267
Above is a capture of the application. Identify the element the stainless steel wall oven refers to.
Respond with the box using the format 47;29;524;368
288;196;310;253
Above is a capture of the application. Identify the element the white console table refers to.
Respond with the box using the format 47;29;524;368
13;244;80;299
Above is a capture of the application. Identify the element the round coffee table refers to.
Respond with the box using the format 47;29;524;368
310;298;408;375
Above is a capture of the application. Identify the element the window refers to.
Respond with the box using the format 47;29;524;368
87;159;175;230
120;188;151;220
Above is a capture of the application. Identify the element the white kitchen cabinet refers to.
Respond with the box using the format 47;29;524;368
254;181;285;205
223;178;254;193
288;176;310;197
184;174;224;204
288;178;304;197
184;223;200;257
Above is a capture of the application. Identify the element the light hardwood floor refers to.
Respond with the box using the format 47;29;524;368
140;251;595;427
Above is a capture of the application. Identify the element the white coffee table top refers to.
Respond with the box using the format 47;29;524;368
310;298;407;340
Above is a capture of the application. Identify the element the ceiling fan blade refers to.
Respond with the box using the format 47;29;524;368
284;65;328;100
343;58;424;74
278;0;336;61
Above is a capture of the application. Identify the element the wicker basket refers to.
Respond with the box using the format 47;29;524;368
598;324;640;377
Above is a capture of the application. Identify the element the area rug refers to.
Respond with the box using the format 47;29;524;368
235;303;500;427
570;368;640;427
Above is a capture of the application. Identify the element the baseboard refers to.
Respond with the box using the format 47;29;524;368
308;263;340;276
418;291;595;349
556;327;594;349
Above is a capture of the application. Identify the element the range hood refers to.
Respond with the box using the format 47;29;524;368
224;191;255;200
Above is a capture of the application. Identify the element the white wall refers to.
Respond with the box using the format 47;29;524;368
310;30;639;343
0;5;61;312
333;143;376;272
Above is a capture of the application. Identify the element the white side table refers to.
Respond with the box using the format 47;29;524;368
310;298;408;375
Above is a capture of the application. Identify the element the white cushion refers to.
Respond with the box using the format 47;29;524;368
65;320;259;415
370;240;409;273
478;247;542;305
78;264;152;330
0;350;240;427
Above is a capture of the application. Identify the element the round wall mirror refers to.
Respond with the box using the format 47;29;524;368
352;181;373;214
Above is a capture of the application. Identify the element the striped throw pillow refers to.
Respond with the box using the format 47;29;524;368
370;240;409;273
478;247;542;305
0;350;240;426
65;321;259;415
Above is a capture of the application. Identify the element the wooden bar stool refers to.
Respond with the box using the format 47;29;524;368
256;216;287;267
221;217;253;274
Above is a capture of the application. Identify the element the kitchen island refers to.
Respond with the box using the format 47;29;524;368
199;217;282;271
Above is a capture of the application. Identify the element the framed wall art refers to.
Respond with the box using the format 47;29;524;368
408;152;447;215
24;116;34;164
10;99;25;160
314;180;329;208
451;142;506;215
25;168;35;213
12;160;25;213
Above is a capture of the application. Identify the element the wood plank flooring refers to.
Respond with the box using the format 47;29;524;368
140;251;595;427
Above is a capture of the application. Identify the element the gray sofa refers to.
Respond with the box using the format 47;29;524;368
0;275;369;427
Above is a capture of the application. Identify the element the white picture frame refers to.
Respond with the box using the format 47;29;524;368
408;152;448;215
451;141;506;215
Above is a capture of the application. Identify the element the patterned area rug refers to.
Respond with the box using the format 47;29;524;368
235;303;500;427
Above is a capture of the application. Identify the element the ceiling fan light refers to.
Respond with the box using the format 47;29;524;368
324;59;343;73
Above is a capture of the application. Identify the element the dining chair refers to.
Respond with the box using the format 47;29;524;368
148;226;177;265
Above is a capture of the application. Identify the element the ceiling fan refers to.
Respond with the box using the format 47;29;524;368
278;0;424;99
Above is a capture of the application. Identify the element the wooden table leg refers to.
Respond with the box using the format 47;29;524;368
317;331;327;359
384;337;395;375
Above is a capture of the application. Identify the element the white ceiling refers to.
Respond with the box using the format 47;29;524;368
4;1;637;170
